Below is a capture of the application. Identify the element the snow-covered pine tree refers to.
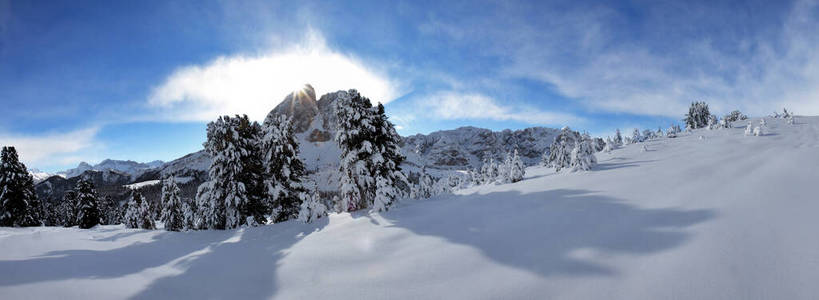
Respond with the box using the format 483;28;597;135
182;198;196;230
508;149;525;183
0;146;41;227
298;186;327;223
416;165;434;198
707;115;719;130
614;129;623;145
365;103;407;211
783;108;791;119
60;190;78;227
724;110;747;122
74;178;100;229
570;136;597;172
547;127;581;172
260;114;307;223
753;126;764;136
335;92;407;212
498;152;513;184
334;90;375;211
124;190;142;228
199;114;266;229
160;176;184;231
656;127;664;137
603;137;614;153
684;101;711;129
745;122;753;136
631;128;642;143
193;181;213;229
138;191;155;230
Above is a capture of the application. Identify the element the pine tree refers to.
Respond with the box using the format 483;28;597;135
416;166;434;198
160;176;184;231
684;101;711;129
0;146;41;227
724;110;747;122
546;127;581;172
124;190;142;228
631;128;642;143
508;149;525;183
603;137;614;153
334;91;407;212
298;187;327;223
614;129;623;145
570;136;597;172
60;190;78;227
74;178;100;229
260;114;307;223
198;114;266;229
745;122;753;136
138;192;155;230
182;198;196;230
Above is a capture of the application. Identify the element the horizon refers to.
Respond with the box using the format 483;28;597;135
2;0;819;172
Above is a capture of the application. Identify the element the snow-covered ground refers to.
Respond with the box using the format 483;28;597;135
2;116;818;299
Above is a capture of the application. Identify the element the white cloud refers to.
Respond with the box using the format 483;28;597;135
0;127;101;170
418;91;582;125
148;29;399;122
423;0;819;118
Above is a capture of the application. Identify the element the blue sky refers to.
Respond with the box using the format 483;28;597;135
1;0;818;172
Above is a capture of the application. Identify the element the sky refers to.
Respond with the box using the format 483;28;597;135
1;0;818;172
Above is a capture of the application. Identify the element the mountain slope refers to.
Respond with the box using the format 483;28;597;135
4;116;818;299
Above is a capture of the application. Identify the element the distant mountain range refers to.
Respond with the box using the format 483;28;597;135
33;85;560;206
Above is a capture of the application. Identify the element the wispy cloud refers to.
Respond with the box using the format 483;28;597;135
421;0;819;118
0;127;102;169
148;29;400;122
417;91;582;125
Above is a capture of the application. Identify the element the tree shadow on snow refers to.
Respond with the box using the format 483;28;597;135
0;218;329;300
380;189;715;277
594;160;657;171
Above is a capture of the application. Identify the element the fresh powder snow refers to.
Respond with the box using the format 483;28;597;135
1;116;818;299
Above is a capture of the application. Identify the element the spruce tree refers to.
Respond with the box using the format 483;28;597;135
334;91;407;212
509;149;525;183
298;186;327;223
60;190;78;227
74;178;100;229
198;114;266;229
570;135;597;172
138;193;155;230
684;101;711;129
0;146;41;227
124;190;142;228
182;198;196;230
614;129;623;145
546;127;581;172
260;114;307;223
160;176;184;231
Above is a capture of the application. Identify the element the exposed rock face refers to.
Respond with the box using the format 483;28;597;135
401;126;560;168
265;84;319;133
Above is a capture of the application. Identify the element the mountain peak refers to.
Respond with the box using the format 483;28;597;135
265;83;319;133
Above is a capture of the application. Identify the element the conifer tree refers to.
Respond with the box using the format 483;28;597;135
74;178;100;229
298;186;327;223
182;198;196;230
546;127;581;172
334;91;407;212
614;129;623;145
60;190;78;227
570;135;597;172
508;149;525;183
416;166;434;198
124;190;142;228
260;115;307;223
684;101;711;129
198;114;266;229
138;193;155;230
0;146;41;227
160;176;184;231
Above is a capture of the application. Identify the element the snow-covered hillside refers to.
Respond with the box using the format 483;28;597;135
4;116;817;299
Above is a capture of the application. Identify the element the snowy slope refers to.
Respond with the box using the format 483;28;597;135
57;159;164;180
3;116;818;299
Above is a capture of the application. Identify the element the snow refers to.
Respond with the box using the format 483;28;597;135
3;116;819;299
123;180;160;189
